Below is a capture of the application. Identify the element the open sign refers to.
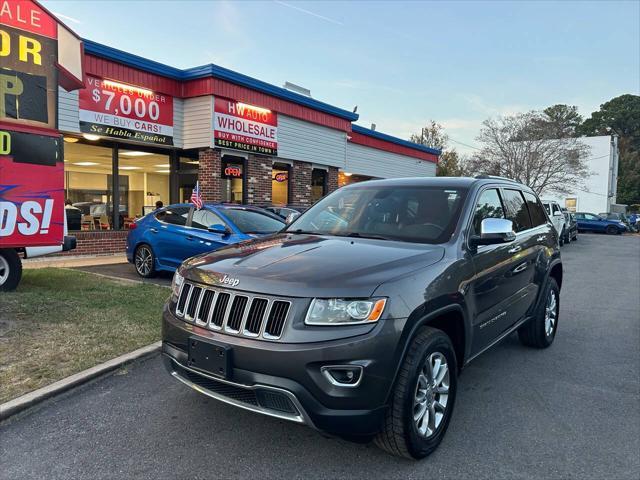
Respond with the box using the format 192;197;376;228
223;165;243;178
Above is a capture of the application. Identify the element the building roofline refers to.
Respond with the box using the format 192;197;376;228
351;124;442;156
82;39;359;122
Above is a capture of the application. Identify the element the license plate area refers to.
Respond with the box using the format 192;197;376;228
187;337;232;379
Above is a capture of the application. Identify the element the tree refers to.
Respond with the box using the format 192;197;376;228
409;120;467;176
578;94;640;205
467;112;591;195
538;104;583;138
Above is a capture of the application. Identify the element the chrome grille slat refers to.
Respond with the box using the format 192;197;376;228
175;281;291;341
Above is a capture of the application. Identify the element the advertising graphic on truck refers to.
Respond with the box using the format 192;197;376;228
0;0;84;290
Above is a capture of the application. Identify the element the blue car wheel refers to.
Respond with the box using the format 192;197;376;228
134;244;156;278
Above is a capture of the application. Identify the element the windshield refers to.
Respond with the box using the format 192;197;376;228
286;185;467;244
222;208;284;234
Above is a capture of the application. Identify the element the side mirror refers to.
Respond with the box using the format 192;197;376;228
207;223;230;235
553;211;563;217
285;212;301;225
471;218;516;246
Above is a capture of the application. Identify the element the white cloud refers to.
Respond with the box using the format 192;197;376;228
274;1;344;26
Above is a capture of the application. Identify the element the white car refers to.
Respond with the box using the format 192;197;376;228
542;200;567;246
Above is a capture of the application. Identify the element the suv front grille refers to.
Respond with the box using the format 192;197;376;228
175;282;291;340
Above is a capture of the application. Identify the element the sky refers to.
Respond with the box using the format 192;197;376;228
43;0;640;155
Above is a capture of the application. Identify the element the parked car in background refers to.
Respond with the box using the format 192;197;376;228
575;212;627;235
599;212;634;232
127;204;285;277
262;206;306;222
562;211;578;243
542;200;567;245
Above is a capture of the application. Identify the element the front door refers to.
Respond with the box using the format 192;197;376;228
187;208;241;256
153;206;192;268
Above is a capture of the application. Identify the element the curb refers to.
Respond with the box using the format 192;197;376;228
0;341;161;422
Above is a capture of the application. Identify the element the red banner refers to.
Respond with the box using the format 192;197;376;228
213;97;277;156
0;0;57;39
79;75;174;145
0;155;64;248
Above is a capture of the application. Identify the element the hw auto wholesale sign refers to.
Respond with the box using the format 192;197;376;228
79;75;174;145
213;97;277;156
0;0;66;247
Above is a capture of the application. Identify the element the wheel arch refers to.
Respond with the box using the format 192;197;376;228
385;304;468;405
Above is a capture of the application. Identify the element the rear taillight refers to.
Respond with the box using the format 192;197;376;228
128;223;137;230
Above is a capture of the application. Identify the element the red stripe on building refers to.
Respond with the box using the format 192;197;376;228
84;55;352;132
348;131;438;163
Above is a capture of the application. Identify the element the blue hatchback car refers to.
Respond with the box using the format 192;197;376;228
574;212;627;235
127;204;285;277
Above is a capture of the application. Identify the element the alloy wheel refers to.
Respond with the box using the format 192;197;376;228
413;352;450;438
135;246;153;276
0;255;8;286
545;289;558;336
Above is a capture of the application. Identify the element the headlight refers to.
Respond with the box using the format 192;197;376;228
305;298;387;325
171;270;184;300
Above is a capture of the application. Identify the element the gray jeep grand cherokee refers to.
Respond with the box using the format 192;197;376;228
162;176;562;459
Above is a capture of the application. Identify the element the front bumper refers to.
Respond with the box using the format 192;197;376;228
162;305;406;436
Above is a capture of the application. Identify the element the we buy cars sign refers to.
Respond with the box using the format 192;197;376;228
213;97;277;156
79;75;174;145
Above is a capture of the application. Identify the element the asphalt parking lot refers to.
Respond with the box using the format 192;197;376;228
1;234;639;479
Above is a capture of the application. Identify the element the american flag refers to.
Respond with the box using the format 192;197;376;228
190;181;203;210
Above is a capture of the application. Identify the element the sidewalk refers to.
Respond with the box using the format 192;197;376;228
22;254;127;270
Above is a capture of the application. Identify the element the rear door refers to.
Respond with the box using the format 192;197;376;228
187;208;244;256
153;206;193;268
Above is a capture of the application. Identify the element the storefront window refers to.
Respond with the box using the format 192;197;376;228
272;163;290;205
565;198;577;212
64;142;171;230
177;155;199;203
311;168;327;203
64;142;114;231
221;155;245;204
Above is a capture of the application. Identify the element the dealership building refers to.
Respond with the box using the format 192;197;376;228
56;40;439;254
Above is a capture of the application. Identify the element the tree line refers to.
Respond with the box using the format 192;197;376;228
409;94;640;207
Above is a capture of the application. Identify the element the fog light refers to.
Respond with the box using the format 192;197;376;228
321;365;363;387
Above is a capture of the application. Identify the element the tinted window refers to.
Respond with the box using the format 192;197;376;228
523;191;547;227
552;203;561;214
155;207;190;226
584;213;600;221
288;186;468;244
543;203;551;215
575;213;585;219
502;189;532;232
191;209;225;230
222;209;284;234
473;189;505;234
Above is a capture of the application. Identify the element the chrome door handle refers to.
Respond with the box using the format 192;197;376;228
536;236;546;242
150;228;158;233
508;246;522;254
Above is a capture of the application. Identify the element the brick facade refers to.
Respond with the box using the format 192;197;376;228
290;160;313;207
56;231;128;256
198;149;222;202
246;154;272;205
327;166;339;194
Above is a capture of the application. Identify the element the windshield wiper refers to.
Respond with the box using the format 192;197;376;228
334;232;394;241
288;229;325;235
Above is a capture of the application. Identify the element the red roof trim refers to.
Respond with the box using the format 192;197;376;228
349;131;439;163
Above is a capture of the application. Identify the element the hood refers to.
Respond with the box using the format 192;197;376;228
183;233;445;298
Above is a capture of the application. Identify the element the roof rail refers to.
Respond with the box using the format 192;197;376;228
474;174;518;182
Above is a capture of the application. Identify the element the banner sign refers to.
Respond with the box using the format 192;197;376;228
0;21;58;130
213;97;277;156
79;75;174;145
0;128;64;247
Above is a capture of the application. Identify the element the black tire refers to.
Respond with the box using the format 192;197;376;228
605;225;618;235
0;248;22;292
134;244;156;278
374;327;457;459
518;277;560;348
564;227;571;244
